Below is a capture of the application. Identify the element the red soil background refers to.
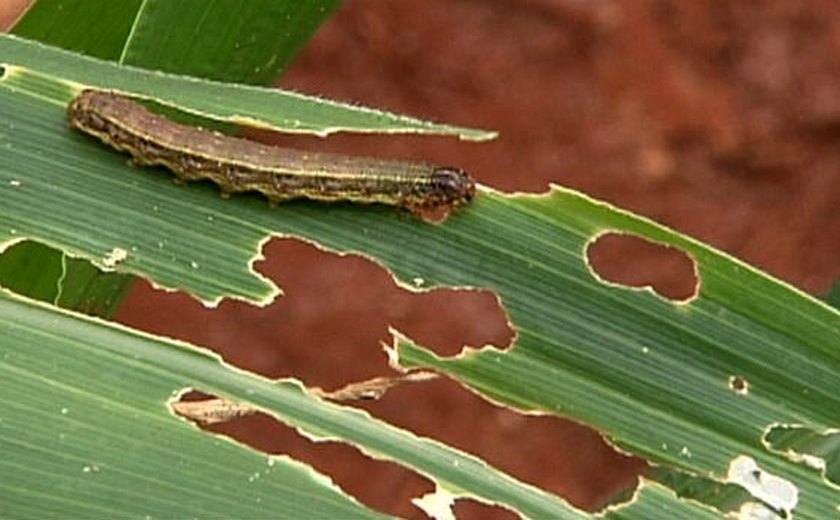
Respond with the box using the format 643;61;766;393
5;1;840;518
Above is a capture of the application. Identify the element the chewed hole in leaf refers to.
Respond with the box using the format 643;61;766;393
764;425;840;488
0;240;131;317
645;466;761;515
117;237;513;385
171;379;645;518
355;376;646;513
0;240;63;299
728;375;749;395
119;237;642;513
169;389;433;518
586;232;699;302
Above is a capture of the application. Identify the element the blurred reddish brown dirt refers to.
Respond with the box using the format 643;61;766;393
0;0;29;29
80;0;840;517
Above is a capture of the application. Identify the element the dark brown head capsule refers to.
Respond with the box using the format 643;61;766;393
408;166;475;214
432;167;475;204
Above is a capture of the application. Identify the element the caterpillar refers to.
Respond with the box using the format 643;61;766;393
67;90;475;216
